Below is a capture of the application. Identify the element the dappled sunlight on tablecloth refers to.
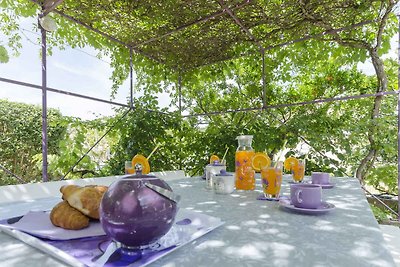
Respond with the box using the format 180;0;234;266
0;175;393;267
194;239;225;251
310;220;337;232
224;241;295;262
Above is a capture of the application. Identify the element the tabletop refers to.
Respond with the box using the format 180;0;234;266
0;175;396;267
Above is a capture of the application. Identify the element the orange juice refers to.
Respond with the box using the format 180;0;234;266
235;150;255;190
292;161;305;182
125;161;135;174
125;167;135;174
261;167;283;196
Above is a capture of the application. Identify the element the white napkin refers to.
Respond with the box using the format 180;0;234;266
2;211;105;240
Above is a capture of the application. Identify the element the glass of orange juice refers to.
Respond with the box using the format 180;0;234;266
125;161;135;174
261;162;283;199
292;159;305;183
284;157;306;183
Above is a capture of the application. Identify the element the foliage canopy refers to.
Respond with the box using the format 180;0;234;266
0;0;399;201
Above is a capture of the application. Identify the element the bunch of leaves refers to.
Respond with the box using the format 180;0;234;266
172;42;397;186
0;0;37;60
100;94;182;176
0;99;65;184
32;115;117;180
363;93;398;194
370;203;394;224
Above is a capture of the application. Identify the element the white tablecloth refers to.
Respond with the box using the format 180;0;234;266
0;176;396;267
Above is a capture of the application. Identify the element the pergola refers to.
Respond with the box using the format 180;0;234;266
1;1;399;216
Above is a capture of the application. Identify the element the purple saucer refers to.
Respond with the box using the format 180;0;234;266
279;198;335;215
308;181;335;189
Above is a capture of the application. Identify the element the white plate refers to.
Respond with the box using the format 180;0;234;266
0;211;105;240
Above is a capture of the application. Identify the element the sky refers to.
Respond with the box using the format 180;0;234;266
0;18;397;120
0;18;172;120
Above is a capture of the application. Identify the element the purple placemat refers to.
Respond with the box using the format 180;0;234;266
0;209;224;267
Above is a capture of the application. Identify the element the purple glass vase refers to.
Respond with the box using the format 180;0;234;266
100;171;178;251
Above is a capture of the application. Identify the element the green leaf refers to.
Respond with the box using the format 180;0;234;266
0;45;9;63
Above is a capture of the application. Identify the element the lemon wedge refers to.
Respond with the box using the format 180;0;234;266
284;157;299;171
210;154;220;164
251;152;271;172
132;154;151;174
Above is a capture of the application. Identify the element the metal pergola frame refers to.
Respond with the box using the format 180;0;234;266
1;1;399;219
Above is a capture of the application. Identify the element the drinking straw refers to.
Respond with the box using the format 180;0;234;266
147;143;161;160
222;146;229;162
274;140;288;168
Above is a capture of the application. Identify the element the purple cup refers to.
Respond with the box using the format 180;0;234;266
290;184;322;209
311;172;330;185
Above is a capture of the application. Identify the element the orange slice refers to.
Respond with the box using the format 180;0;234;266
210;154;220;164
251;152;271;172
284;157;299;171
132;154;151;174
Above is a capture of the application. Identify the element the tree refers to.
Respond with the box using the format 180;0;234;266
304;1;398;183
0;0;398;189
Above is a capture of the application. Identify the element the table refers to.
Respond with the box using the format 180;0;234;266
0;175;396;267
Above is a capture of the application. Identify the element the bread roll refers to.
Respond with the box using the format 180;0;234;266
50;201;89;230
60;185;104;219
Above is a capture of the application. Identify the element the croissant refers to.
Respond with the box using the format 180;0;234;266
60;185;104;219
50;201;89;230
85;185;108;195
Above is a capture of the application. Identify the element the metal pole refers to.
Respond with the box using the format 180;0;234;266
0;77;131;108
362;185;398;216
397;14;400;221
183;91;396;118
178;72;182;114
0;164;25;183
178;70;183;171
40;16;48;182
0;77;167;115
262;49;266;108
129;47;133;109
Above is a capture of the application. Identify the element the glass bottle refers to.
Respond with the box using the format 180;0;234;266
235;135;255;190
